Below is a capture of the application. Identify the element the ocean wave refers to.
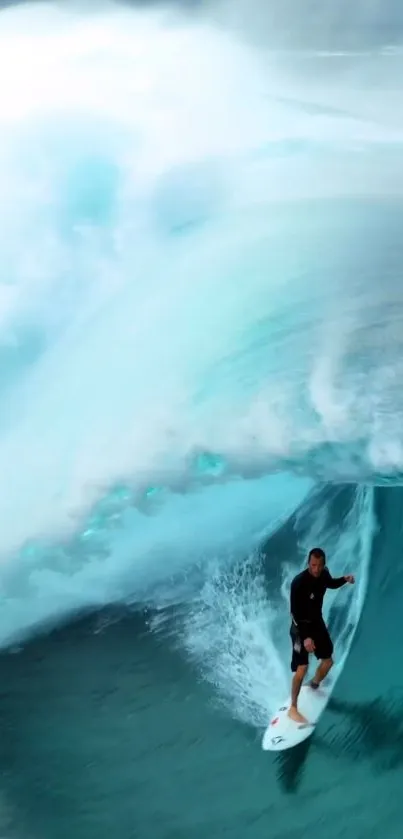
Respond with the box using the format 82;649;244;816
0;0;400;703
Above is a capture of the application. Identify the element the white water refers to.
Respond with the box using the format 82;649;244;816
0;3;401;549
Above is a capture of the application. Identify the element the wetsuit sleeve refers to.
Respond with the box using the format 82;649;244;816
324;569;346;589
290;576;309;640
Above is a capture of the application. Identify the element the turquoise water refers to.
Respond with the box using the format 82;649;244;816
0;487;401;839
0;2;403;838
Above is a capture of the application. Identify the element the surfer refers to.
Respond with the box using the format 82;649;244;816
288;547;355;725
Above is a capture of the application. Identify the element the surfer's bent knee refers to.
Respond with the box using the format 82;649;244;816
293;664;308;679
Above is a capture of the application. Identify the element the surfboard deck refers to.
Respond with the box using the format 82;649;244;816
262;684;329;751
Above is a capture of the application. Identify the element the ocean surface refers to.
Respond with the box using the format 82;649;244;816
0;1;403;837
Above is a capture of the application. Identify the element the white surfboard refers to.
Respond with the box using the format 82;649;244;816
262;684;329;751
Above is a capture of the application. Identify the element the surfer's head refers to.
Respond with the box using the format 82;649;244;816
308;547;326;577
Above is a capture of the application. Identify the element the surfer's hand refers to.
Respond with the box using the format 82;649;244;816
304;638;315;653
344;574;355;584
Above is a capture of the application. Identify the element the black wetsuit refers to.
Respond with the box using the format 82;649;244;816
289;568;346;671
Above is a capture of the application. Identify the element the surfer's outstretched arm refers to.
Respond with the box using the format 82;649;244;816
324;570;355;590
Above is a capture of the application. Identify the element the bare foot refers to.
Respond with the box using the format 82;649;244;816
287;706;309;725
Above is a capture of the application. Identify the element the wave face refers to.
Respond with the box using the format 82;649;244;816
0;1;402;722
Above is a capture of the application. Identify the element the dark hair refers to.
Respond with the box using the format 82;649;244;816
308;547;326;564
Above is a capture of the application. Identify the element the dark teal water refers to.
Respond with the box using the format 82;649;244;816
0;487;402;839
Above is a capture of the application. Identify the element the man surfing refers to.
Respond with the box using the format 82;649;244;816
288;547;355;724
